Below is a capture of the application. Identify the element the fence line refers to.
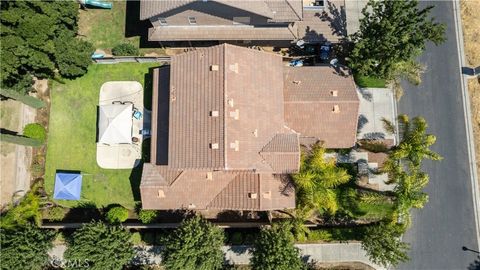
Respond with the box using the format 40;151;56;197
93;56;171;64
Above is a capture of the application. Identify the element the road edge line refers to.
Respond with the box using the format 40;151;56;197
452;0;480;250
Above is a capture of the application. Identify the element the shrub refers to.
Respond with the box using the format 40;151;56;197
230;232;243;245
105;206;129;224
131;232;143;245
138;209;158;224
112;43;139;56
306;230;332;242
358;140;389;153
46;206;66;222
0;189;41;229
23;123;46;142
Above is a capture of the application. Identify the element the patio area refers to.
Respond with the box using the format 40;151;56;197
96;81;146;169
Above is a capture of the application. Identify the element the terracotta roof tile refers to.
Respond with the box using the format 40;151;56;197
283;66;359;148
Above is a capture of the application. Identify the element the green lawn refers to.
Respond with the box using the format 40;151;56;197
78;2;139;51
354;74;387;88
78;1;165;55
45;63;159;209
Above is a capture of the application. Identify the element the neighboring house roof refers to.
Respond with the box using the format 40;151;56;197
140;166;295;210
167;44;298;171
140;0;275;21
148;26;297;41
283;66;359;148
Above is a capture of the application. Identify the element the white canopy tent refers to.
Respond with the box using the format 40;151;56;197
98;104;133;144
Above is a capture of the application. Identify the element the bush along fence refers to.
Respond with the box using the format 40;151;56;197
93;56;171;64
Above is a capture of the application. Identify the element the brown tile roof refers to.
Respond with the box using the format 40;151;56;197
283;66;359;148
167;44;299;171
260;133;300;173
148;26;296;41
140;165;295;210
140;0;274;20
265;0;302;22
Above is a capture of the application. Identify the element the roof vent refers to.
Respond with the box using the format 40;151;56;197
248;193;258;199
263;191;271;199
188;203;196;209
210;143;219;149
206;172;213;180
229;63;239;73
292;80;301;85
210;64;219;71
230;140;239;151
253;129;258;137
229;109;239;120
330;90;338;97
228;99;234;107
157;189;165;198
333;105;340;113
210;110;219;117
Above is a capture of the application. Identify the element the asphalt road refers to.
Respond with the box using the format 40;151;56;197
396;1;479;269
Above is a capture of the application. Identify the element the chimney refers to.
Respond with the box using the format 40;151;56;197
230;140;239;151
333;105;340;113
229;109;239;120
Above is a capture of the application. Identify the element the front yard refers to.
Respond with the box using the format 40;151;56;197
44;63;159;209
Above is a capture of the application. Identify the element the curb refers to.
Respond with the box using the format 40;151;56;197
452;0;480;250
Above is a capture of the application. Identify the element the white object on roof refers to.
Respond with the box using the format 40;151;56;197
98;104;133;144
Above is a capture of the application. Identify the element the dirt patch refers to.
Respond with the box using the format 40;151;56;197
461;0;480;189
460;1;480;66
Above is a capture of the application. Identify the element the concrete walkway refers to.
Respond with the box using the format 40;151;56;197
49;243;382;269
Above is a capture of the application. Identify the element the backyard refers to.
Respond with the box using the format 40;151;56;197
78;1;165;55
44;63;160;209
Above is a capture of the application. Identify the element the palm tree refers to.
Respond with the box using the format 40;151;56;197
293;144;351;215
382;115;442;183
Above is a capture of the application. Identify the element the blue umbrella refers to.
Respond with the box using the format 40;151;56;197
54;172;82;200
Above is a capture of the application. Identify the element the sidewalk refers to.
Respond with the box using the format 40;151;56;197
49;243;382;269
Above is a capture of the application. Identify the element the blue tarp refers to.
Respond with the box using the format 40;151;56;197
54;172;82;200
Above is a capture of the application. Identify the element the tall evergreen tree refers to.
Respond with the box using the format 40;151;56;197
362;223;409;268
64;221;134;270
162;215;225;270
251;223;304;270
0;223;56;270
0;1;93;92
350;0;445;79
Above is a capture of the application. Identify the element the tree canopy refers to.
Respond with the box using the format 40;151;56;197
349;0;445;79
251;223;304;270
161;215;225;270
293;144;351;214
64;221;134;270
0;1;93;93
0;223;56;270
361;223;410;268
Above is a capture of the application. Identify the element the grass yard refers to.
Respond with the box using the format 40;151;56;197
78;2;139;51
354;74;387;88
78;1;165;55
44;63;160;209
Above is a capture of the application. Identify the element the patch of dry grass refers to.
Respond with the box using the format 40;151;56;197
461;0;480;184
